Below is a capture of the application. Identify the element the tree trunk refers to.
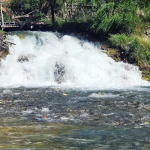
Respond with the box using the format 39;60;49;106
62;2;66;19
50;0;56;26
51;4;55;25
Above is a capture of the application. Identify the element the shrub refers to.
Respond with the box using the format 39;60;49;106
90;1;142;35
109;34;150;65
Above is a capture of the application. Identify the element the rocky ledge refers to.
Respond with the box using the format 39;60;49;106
0;32;9;63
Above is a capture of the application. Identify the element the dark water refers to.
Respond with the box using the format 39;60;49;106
0;87;150;149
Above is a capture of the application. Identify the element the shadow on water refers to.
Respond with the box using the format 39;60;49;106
0;87;150;149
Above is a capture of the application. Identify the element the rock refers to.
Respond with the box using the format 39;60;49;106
137;8;145;18
17;34;25;39
63;93;68;96
101;42;121;62
0;31;9;64
18;56;29;63
145;26;150;36
101;44;108;50
54;62;65;84
17;54;34;63
143;121;150;125
133;101;141;105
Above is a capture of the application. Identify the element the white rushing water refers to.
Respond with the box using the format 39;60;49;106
0;31;149;88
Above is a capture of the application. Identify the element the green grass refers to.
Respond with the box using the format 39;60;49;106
109;34;150;65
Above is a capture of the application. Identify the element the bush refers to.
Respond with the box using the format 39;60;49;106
109;34;131;50
90;1;142;35
109;34;150;65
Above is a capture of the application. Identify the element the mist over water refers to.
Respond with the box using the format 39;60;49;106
0;31;148;88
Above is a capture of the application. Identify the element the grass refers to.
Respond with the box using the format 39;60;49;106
109;33;150;65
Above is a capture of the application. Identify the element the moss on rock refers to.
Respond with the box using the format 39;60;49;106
101;42;121;62
17;34;25;39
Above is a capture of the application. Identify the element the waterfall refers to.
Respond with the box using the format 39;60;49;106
0;31;148;88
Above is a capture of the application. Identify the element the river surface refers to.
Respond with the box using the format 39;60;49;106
0;87;150;149
0;31;150;149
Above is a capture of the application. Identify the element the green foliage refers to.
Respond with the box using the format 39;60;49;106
7;0;54;21
8;0;44;15
0;30;5;34
8;0;64;24
90;1;142;34
57;21;90;33
141;6;150;23
109;34;132;50
136;0;150;8
109;34;150;64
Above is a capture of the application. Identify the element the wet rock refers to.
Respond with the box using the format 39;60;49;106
17;34;25;39
145;26;150;36
0;32;9;64
143;121;150;125
54;62;65;84
63;93;68;96
17;56;29;63
17;54;34;63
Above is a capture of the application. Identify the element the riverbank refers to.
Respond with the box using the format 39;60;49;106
0;31;9;63
100;34;150;81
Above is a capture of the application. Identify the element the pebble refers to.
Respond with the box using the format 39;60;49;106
143;121;150;125
63;93;68;96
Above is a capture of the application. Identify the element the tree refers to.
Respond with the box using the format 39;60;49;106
42;0;64;25
90;0;141;34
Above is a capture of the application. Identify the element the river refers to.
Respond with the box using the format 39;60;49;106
0;31;150;149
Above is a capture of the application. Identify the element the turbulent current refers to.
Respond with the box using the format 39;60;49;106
1;31;150;149
0;31;148;88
